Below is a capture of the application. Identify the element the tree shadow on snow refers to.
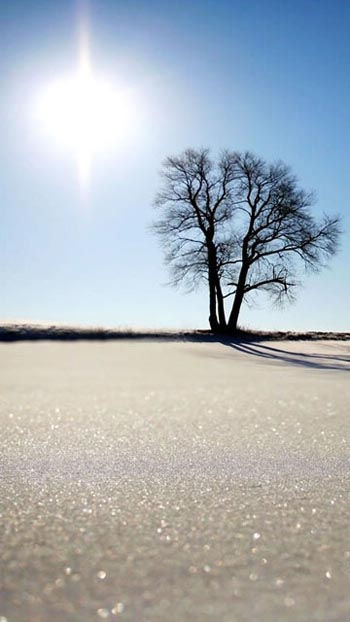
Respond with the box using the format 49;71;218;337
221;340;350;372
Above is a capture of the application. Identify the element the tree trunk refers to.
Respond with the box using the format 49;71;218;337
207;241;223;332
227;264;248;332
215;279;226;330
208;276;219;331
227;288;244;332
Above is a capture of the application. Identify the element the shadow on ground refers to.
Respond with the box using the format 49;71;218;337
220;340;350;372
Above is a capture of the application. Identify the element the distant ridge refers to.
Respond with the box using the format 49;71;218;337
0;323;349;342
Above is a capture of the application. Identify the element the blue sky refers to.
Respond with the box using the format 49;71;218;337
1;0;349;330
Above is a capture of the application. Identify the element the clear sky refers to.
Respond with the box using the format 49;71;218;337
1;0;349;331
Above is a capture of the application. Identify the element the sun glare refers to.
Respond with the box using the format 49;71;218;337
37;32;131;189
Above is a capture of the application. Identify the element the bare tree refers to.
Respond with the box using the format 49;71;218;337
153;148;341;333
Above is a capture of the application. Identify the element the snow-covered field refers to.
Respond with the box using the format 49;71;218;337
1;340;349;621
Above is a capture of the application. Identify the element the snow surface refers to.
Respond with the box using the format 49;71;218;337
1;340;349;621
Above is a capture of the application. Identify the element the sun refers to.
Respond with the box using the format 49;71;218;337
37;34;131;189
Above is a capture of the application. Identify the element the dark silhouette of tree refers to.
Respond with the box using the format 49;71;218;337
153;149;341;333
